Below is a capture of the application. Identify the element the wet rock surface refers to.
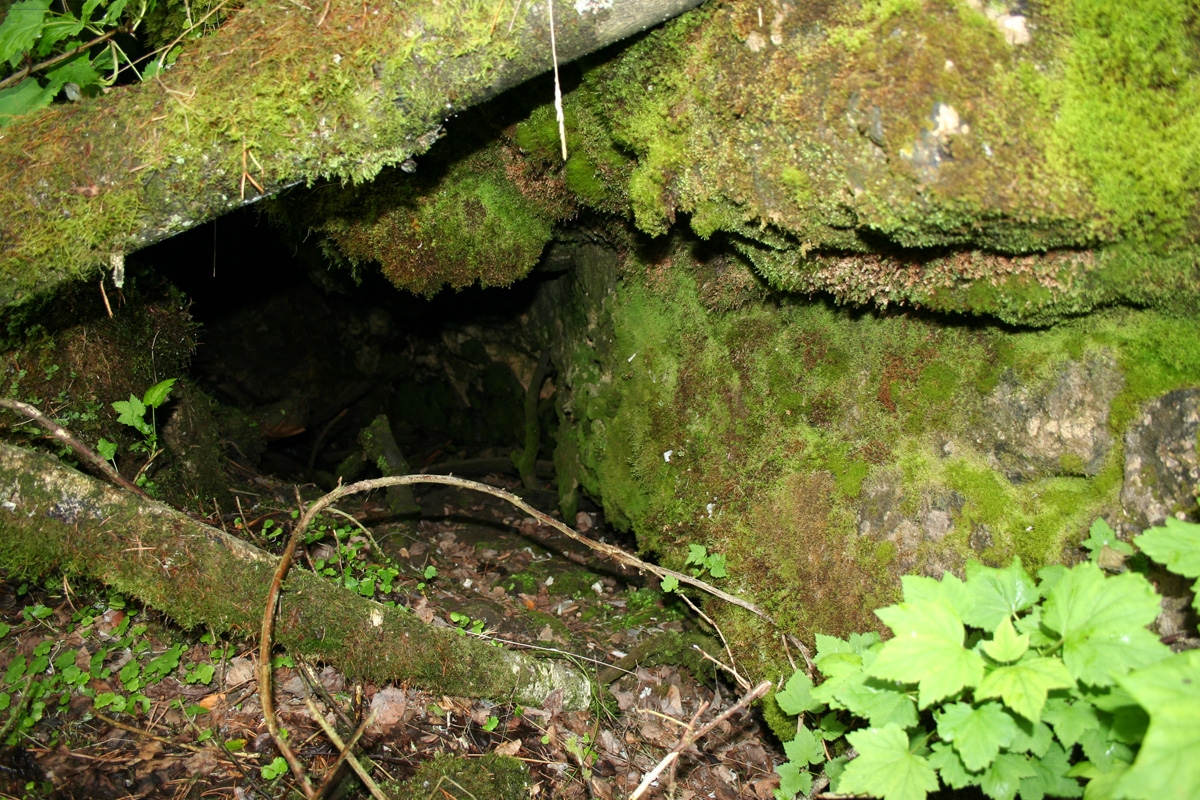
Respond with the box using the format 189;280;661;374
1121;388;1200;528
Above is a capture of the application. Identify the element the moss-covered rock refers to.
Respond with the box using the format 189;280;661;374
544;230;1200;680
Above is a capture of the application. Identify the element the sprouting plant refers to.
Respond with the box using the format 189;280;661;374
769;518;1200;800
96;378;175;489
449;611;487;635
661;543;727;592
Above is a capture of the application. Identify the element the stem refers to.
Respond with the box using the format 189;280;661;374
0;27;122;92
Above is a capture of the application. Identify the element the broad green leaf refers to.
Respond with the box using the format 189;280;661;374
981;753;1037;800
901;573;974;619
783;725;824;767
0;0;52;66
977;657;1073;722
44;54;100;96
33;16;88;56
1113;650;1200;800
1081;519;1134;570
96;437;118;461
113;395;151;435
981;617;1030;663
686;543;707;565
100;0;129;26
776;670;823;716
870;600;984;708
834;674;919;729
929;742;982;790
1043;698;1099;748
936;702;1017;772
1079;728;1133;773
815;631;881;661
659;574;678;592
1134;519;1200;610
1041;564;1168;686
705;553;727;577
964;559;1039;632
0;76;52;126
142;378;176;409
1018;741;1082;800
841;724;939;800
774;761;812;800
1008;717;1054;758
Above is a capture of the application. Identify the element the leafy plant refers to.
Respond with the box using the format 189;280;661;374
771;519;1200;800
96;378;175;490
0;0;169;125
661;543;727;592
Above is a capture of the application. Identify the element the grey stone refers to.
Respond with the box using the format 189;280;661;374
978;353;1123;482
857;469;963;572
1121;388;1200;528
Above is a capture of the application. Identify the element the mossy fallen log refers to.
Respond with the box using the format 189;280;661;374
0;0;703;308
0;442;592;709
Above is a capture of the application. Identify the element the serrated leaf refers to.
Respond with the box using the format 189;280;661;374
100;0;129;25
0;76;52;126
113;395;150;435
0;0;52;66
1008;717;1054;758
783;725;825;766
659;574;678;592
841;724;939;800
1043;698;1099;748
1040;563;1169;686
870;599;985;708
982;617;1030;663
774;761;812;800
901;573;974;619
834;674;919;729
936;702;1017;772
964;558;1038;631
776;670;823;716
1134;518;1200;579
43;53;100;96
1018;741;1082;800
686;543;706;565
929;742;982;790
1082;519;1134;558
1079;727;1133;773
1113;650;1200;800
980;753;1036;800
142;378;176;408
976;657;1073;722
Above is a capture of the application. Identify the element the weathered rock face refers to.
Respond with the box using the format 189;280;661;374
533;227;1200;675
1121;389;1200;528
976;354;1123;483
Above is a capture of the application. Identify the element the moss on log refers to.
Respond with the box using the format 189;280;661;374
0;442;592;709
0;0;703;308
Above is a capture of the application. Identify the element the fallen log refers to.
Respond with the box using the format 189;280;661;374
0;0;705;307
0;441;592;709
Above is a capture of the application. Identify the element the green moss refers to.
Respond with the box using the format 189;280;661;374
390;753;527;800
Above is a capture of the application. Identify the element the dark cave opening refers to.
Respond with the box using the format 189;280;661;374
133;206;572;512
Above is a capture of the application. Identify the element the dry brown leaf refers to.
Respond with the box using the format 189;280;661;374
494;738;522;757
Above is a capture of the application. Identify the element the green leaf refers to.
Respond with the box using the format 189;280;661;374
929;742;982;790
1040;563;1169;686
834;674;919;729
774;761;812;800
1042;698;1099;748
0;77;52;127
0;622;8;638
870;599;985;708
705;553;727;578
776;670;824;716
96;438;118;461
686;543;707;565
113;396;151;435
43;53;101;97
0;0;52;66
1008;717;1054;758
783;725;825;767
141;378;176;409
936;702;1017;772
1018;741;1082;800
976;657;1073;723
1134;519;1200;611
900;573;974;619
963;559;1038;632
981;753;1037;800
841;724;938;800
660;574;678;592
261;755;288;780
100;0;129;26
1113;650;1200;800
981;617;1030;663
1081;519;1134;569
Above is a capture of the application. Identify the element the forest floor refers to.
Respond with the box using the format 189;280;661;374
0;463;785;800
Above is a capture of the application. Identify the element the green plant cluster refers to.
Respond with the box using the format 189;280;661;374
0;589;223;746
771;518;1200;800
0;0;177;126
